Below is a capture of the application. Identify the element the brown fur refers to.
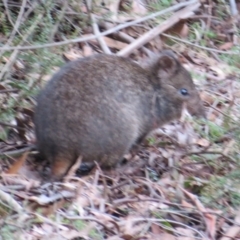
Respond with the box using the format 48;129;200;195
34;50;205;180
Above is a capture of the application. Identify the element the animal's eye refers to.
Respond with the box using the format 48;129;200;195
180;88;188;96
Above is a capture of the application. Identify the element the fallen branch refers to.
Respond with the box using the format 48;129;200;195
117;2;200;57
0;189;23;213
85;0;111;54
0;145;35;157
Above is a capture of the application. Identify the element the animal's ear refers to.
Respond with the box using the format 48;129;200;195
157;50;179;79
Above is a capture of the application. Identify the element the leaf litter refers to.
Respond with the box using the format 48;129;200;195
0;0;240;239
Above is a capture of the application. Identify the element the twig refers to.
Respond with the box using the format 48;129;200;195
64;156;82;182
0;121;25;130
0;189;23;213
0;13;43;80
58;213;119;235
29;190;76;204
125;217;206;239
0;0;205;51
107;0;121;22
95;162;109;202
14;66;46;110
0;146;35;157
0;0;27;57
133;177;163;198
90;15;112;54
10;0;27;38
189;15;221;20
21;0;41;22
208;42;222;62
206;102;237;123
85;0;111;54
180;187;216;240
49;1;68;42
196;19;206;43
0;2;27;8
33;213;74;230
193;68;225;81
205;89;239;107
229;0;238;16
117;2;200;56
183;150;236;163
98;21;152;56
205;1;212;34
0;89;19;93
2;0;15;29
161;33;238;54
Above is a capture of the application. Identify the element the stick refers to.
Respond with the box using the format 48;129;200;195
117;2;200;56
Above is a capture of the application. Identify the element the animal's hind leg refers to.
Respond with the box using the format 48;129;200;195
50;154;76;181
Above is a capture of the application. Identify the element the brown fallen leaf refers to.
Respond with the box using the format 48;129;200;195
119;0;133;12
176;227;195;240
1;174;40;189
29;190;75;205
166;20;189;38
6;151;29;174
14;60;25;70
106;237;124;240
200;92;215;105
181;199;195;210
132;0;147;15
209;65;226;79
180;23;189;38
151;233;175;240
0;84;6;90
103;37;128;50
180;187;220;240
82;44;93;57
196;138;210;147
220;210;240;240
63;49;83;61
0;189;23;213
219;42;233;50
208;112;218;122
31;199;66;216
90;36;128;50
151;223;164;235
223;139;235;155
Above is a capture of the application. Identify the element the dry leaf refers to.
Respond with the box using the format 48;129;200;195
209;66;226;79
82;44;93;57
6;152;29;174
219;42;233;50
132;0;147;15
151;233;175;240
200;92;215;105
176;227;195;240
166;21;189;38
103;37;128;49
181;200;195;210
196;138;210;147
220;210;240;240
151;223;162;234
181;187;217;239
63;49;83;61
14;60;25;70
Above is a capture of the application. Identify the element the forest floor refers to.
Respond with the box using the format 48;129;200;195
0;0;240;239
